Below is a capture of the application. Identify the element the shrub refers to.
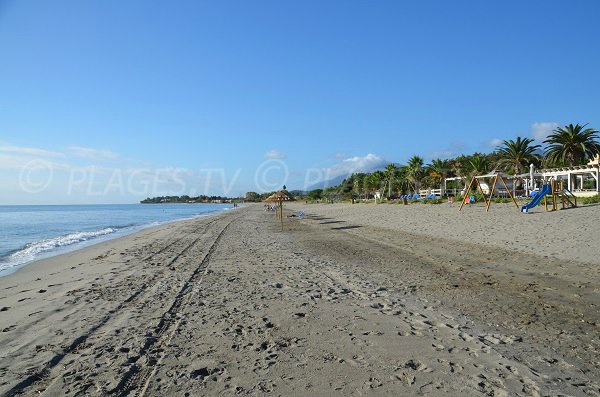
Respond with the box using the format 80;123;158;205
492;197;512;203
421;198;444;204
579;194;600;205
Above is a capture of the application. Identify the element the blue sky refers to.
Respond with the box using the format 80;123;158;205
1;0;599;204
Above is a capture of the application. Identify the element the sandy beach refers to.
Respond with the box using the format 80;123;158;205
1;203;599;396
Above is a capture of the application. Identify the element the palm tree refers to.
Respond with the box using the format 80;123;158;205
352;173;366;199
427;158;451;188
367;171;384;201
392;166;410;195
406;155;424;192
466;154;491;177
544;123;600;166
495;137;541;175
383;163;397;197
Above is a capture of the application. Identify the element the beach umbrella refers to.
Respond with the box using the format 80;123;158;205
264;191;293;230
529;163;535;192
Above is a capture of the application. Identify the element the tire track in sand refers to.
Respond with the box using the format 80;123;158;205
109;217;234;397
1;215;235;397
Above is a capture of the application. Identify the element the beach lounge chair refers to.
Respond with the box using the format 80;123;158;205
412;194;420;200
287;210;304;219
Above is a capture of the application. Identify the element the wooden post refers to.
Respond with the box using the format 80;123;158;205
279;200;284;230
459;177;476;211
553;181;557;211
485;175;498;212
498;175;519;208
460;174;519;212
475;178;490;210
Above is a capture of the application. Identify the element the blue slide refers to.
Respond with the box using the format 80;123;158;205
521;184;551;213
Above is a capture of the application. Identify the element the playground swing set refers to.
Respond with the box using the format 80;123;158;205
459;174;519;212
458;174;578;213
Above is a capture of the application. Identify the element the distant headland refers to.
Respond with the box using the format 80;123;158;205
140;195;236;204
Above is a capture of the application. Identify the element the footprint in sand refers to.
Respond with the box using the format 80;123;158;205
395;371;416;386
292;312;306;318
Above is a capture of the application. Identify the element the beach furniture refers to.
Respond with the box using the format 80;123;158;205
264;191;293;230
287;210;305;219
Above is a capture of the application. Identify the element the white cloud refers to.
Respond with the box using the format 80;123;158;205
0;154;71;171
0;154;33;170
489;138;503;147
324;153;387;179
531;122;558;142
335;152;346;159
69;146;118;160
0;144;65;158
264;149;286;159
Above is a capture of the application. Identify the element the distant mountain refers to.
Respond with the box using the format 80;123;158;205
288;190;308;196
305;174;348;191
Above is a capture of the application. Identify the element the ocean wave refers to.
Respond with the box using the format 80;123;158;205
0;228;120;271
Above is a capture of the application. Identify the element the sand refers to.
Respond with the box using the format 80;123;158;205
0;203;599;396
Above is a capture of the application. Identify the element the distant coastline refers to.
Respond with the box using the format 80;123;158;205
140;195;237;204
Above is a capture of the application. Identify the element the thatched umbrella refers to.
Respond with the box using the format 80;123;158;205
264;191;293;230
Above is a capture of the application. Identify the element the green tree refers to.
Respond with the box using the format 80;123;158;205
426;158;451;188
383;163;397;197
398;166;412;194
307;189;323;200
544;123;600;166
450;155;470;178
367;171;384;201
352;173;367;199
495;137;541;175
466;153;491;177
245;192;259;202
406;155;424;192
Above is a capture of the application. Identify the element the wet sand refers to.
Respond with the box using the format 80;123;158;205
0;203;598;396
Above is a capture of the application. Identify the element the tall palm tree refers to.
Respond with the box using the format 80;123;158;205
392;166;410;195
352;173;366;199
383;163;397;197
495;137;541;175
406;155;424;192
544;123;600;166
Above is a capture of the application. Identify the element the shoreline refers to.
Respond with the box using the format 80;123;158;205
0;205;236;278
0;216;194;281
1;203;598;396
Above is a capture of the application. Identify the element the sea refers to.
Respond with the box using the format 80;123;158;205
0;203;233;277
